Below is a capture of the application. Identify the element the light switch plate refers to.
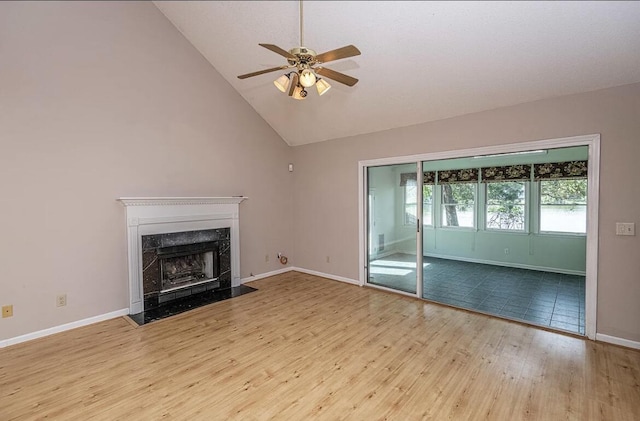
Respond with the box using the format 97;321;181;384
616;222;635;236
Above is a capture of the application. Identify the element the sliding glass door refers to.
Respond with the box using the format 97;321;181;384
361;137;598;339
419;148;588;335
366;163;419;294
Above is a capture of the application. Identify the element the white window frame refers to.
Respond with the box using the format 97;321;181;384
538;178;588;236
422;184;434;226
439;182;476;230
484;181;529;233
403;183;418;226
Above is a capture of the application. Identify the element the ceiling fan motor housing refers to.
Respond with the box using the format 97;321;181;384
237;43;360;88
288;47;317;66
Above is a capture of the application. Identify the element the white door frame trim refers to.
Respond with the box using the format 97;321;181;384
358;133;600;340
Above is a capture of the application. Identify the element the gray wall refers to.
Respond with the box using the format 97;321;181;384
0;2;294;340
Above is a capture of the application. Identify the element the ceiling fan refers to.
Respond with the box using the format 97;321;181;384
237;0;361;100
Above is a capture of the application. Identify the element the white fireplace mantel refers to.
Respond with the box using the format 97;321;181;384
118;196;247;207
118;196;248;314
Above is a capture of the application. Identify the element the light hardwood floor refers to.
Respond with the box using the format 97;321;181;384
1;271;639;420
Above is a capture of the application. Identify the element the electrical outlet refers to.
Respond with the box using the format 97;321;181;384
57;294;67;307
265;254;270;263
326;256;331;263
616;222;635;236
2;305;13;318
504;248;510;255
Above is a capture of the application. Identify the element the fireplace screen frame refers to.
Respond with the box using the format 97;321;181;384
140;227;232;311
157;241;220;293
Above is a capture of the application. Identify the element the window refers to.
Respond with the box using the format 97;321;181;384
441;183;475;228
404;183;417;225
422;185;433;226
539;179;587;233
486;182;526;231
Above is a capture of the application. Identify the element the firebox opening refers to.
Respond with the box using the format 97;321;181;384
141;228;231;311
157;241;220;294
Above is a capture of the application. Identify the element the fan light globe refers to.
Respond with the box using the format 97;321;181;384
274;74;290;93
292;85;307;100
315;79;331;96
299;69;317;88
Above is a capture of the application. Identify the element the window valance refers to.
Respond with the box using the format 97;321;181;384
437;168;479;184
423;171;436;184
534;160;588;180
401;160;586;186
481;164;531;183
399;172;417;186
400;171;436;186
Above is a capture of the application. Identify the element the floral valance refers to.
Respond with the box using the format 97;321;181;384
534;160;588;180
481;164;531;183
423;171;436;184
399;172;417;186
437;168;479;184
400;171;436;186
401;161;585;185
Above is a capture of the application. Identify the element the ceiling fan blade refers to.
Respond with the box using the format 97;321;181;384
315;45;361;64
237;65;290;79
259;43;297;60
315;67;359;87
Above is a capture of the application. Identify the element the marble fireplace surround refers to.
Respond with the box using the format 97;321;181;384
118;197;247;314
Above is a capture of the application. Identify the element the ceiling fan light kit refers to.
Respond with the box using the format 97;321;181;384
299;69;317;88
292;85;307;100
273;74;290;93
237;0;360;100
287;72;299;97
315;78;331;96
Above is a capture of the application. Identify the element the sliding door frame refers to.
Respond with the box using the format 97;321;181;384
363;163;423;298
358;133;600;340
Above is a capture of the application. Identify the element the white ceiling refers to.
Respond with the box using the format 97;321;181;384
154;1;640;146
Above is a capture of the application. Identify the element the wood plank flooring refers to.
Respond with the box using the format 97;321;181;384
1;271;639;420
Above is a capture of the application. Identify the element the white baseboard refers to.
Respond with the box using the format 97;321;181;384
0;268;357;349
241;266;361;287
7;286;635;353
425;252;586;276
0;308;129;349
291;267;362;286
596;333;640;350
241;267;293;283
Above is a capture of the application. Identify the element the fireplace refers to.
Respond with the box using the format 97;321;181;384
118;197;247;314
141;228;230;309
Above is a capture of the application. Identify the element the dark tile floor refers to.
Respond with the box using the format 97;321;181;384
370;254;585;335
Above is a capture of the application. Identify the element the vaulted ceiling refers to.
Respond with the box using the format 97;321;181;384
155;1;640;146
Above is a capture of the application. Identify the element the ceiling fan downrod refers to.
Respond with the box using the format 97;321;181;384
300;0;304;48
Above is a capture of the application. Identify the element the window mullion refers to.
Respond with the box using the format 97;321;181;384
478;183;486;230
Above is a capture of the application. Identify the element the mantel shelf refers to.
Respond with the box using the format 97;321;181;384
117;197;248;207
